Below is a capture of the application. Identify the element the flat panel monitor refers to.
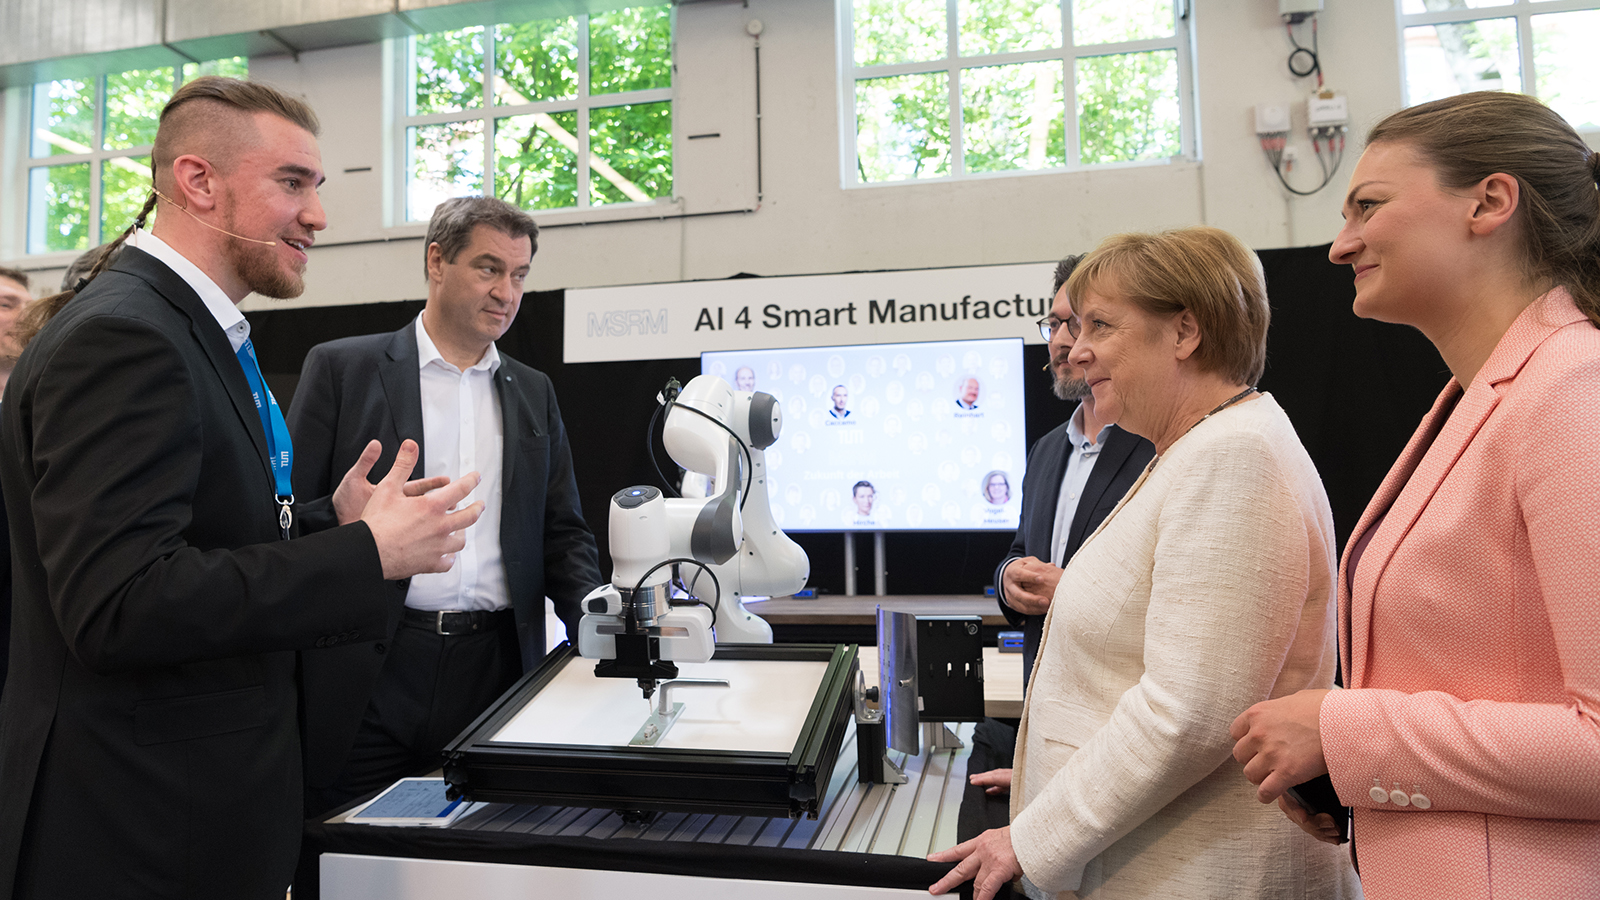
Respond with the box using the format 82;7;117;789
702;337;1026;532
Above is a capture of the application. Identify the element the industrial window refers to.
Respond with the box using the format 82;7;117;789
839;0;1193;186
1400;0;1600;130
396;5;674;223
23;58;248;255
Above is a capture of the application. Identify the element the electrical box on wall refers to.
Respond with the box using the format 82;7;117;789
1280;0;1324;20
1255;104;1291;135
1308;92;1349;127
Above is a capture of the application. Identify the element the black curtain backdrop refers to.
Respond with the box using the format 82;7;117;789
247;245;1446;596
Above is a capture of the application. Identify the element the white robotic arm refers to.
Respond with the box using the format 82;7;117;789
696;386;808;641
577;374;809;698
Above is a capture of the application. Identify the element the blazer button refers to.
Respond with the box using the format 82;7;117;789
1369;782;1390;804
1389;788;1411;807
374;642;387;655
1410;792;1431;810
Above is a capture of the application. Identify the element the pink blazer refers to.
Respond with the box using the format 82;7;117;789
1321;288;1600;900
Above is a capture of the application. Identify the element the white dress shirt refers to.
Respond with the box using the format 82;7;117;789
1048;404;1111;566
129;229;250;352
405;314;508;612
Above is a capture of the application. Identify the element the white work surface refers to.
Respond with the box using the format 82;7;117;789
322;855;928;899
492;657;829;753
320;719;976;898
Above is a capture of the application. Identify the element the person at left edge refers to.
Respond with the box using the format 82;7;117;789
0;266;28;696
0;267;29;394
290;196;603;815
0;77;484;900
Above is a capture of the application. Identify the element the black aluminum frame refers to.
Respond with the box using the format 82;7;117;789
442;642;858;820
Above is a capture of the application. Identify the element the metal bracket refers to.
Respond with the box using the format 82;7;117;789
655;677;730;717
878;752;908;785
628;678;730;746
629;702;685;746
922;721;964;751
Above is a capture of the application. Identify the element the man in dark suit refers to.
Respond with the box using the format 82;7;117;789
290;197;602;815
0;78;481;900
961;255;1155;828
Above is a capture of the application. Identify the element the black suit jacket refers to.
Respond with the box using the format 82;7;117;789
994;420;1154;688
288;319;601;787
0;248;393;900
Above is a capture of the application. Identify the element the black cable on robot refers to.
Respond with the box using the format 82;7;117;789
631;557;722;630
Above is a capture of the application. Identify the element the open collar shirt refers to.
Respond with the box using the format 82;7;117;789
1048;404;1111;567
129;229;250;352
405;314;508;612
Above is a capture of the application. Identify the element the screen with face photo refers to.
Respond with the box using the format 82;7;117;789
703;338;1026;532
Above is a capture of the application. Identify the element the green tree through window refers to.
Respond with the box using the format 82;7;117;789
25;57;247;255
1399;0;1600;131
402;5;674;221
845;0;1188;184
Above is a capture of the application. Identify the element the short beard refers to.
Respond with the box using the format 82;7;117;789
227;239;301;299
1050;356;1090;401
223;194;304;299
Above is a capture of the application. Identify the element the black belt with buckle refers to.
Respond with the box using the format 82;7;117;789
402;607;515;636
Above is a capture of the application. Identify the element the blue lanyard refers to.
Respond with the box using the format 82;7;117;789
235;337;295;538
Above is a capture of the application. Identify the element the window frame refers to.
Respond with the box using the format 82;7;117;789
387;6;677;229
1397;0;1600;130
835;0;1197;189
15;61;248;261
27;77;122;257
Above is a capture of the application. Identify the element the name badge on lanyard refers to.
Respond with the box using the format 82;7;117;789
236;338;295;540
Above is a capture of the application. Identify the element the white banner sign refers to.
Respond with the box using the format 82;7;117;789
563;262;1057;363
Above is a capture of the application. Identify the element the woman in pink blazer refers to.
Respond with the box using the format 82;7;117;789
1231;91;1600;899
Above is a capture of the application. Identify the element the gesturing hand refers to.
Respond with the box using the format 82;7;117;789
1229;688;1332;804
358;439;484;580
332;439;452;526
928;826;1021;900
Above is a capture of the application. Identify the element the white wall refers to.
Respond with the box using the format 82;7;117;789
8;0;1407;307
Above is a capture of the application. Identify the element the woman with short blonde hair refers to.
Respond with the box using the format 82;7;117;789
932;226;1356;900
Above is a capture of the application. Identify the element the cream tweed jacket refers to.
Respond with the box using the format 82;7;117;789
1010;394;1360;899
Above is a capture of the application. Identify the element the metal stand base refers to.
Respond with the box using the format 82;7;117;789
843;532;887;597
921;722;964;751
844;533;855;596
873;532;886;596
877;752;908;785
